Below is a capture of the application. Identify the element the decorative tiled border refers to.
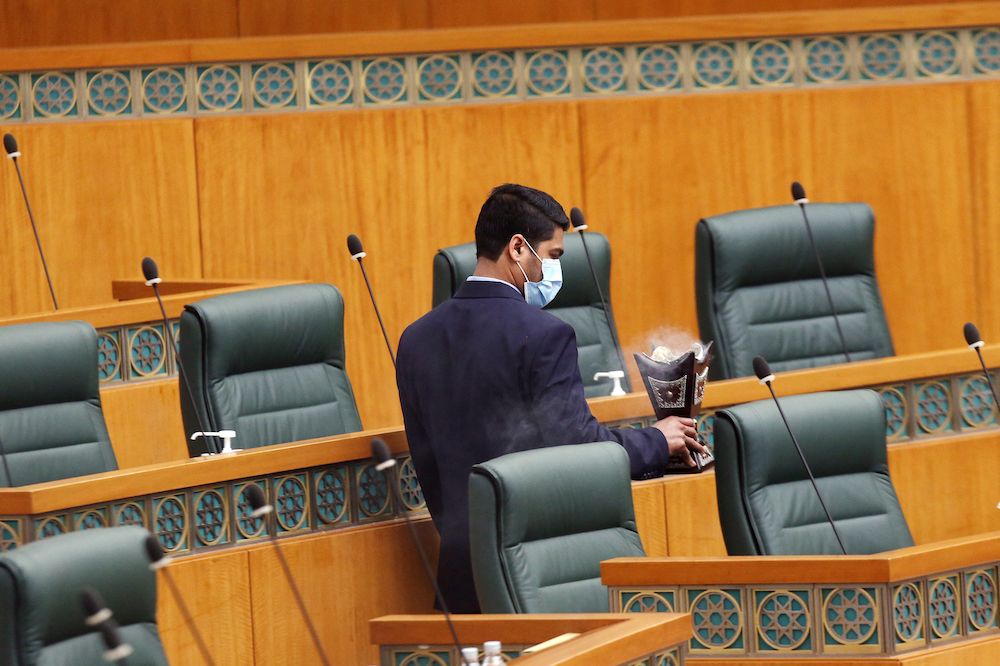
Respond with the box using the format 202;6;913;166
96;319;178;385
0;453;424;555
613;565;999;657
607;370;1000;449
3;27;1000;122
379;643;684;665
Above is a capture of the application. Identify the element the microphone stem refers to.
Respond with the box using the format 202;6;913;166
578;231;627;386
161;568;217;666
12;159;57;310
765;382;847;555
387;465;467;666
798;204;849;364
973;348;1000;420
358;258;396;367
151;284;219;455
267;535;331;666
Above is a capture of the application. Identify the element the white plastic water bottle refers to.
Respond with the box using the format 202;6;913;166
460;647;480;666
483;641;502;665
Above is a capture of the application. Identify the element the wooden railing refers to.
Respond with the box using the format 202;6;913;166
370;613;692;666
603;532;1000;659
3;3;1000;71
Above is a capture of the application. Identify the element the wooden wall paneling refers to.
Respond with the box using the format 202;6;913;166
809;83;976;356
158;549;253;666
193;110;430;430
427;0;595;28
967;80;1000;339
237;0;430;37
631;479;668;557
0;119;202;316
423;100;585;249
578;92;815;365
248;519;439;666
0;0;238;48
101;379;189;468
593;0;957;20
888;432;1000;545
662;473;726;556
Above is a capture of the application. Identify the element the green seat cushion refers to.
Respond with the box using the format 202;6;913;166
695;203;894;380
714;389;913;556
469;442;645;613
179;284;363;455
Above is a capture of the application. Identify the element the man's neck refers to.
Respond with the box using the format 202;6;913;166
474;257;519;288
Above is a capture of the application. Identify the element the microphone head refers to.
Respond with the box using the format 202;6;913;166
246;483;267;512
3;133;17;155
141;257;159;282
370;437;392;466
144;534;165;564
569;207;586;229
791;181;806;202
347;234;363;256
752;356;772;381
80;586;106;617
965;322;982;346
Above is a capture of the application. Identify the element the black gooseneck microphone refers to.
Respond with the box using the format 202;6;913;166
791;182;850;363
141;257;219;455
347;234;396;367
80;587;113;627
963;323;1000;507
79;589;132;664
370;438;468;666
4;134;58;310
570;207;628;389
144;535;217;666
245;484;331;666
753;356;847;555
964;323;1000;410
97;619;133;664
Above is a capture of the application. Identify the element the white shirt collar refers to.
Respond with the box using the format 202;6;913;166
467;276;521;294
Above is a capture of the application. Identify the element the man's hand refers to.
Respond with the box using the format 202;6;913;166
652;416;707;467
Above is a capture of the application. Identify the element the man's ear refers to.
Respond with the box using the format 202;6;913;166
507;235;524;262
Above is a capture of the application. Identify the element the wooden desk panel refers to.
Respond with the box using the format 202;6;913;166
604;533;1000;660
370;613;692;666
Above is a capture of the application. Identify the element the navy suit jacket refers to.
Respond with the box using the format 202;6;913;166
396;279;670;613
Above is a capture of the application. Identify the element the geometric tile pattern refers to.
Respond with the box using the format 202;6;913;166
606;371;1000;446
379;643;685;666
5;27;1000;123
2;454;425;557
614;567;1000;657
97;318;179;385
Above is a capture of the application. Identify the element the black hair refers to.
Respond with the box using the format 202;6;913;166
474;183;570;261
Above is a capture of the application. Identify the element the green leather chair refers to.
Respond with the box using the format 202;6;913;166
714;389;913;556
695;203;894;381
0;526;168;666
179;283;363;456
0;321;117;487
433;233;630;398
468;441;645;613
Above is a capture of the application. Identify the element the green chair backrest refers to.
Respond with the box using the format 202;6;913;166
695;203;894;381
433;233;630;398
0;526;167;666
0;321;117;487
468;442;645;613
714;389;914;556
178;283;363;456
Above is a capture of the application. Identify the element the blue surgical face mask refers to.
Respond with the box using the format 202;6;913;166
515;238;562;308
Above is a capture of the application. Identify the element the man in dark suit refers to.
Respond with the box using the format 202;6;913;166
396;183;705;614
